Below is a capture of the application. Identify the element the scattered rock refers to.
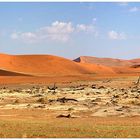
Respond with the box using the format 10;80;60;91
91;85;96;89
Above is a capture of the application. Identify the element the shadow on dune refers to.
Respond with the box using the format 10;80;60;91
0;69;31;76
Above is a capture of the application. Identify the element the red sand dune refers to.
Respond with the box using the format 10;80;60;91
0;69;29;76
0;53;115;76
0;53;89;76
74;56;132;67
129;59;140;68
1;53;140;77
129;58;140;63
77;63;115;74
74;56;140;74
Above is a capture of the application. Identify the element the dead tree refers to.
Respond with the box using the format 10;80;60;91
48;83;57;94
56;114;71;118
56;97;78;103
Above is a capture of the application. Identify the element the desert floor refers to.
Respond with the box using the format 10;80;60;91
0;74;140;138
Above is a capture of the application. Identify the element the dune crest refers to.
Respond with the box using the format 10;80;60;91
74;56;132;67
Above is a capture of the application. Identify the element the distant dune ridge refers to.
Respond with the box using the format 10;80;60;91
0;53;140;76
74;56;140;74
74;56;133;66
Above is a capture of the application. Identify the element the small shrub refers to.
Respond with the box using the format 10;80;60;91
68;107;74;111
14;99;20;104
37;97;48;104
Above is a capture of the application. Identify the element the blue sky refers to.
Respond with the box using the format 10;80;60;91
0;2;140;59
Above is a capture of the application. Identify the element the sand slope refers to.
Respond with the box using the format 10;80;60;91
0;69;30;76
77;63;115;74
74;56;140;74
74;56;132;67
0;53;115;76
1;53;140;76
0;54;89;76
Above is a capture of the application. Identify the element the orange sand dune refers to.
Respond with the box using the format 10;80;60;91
0;53;89;76
129;58;140;64
0;53;115;76
127;58;140;68
74;56;132;67
74;56;140;74
1;53;140;77
78;63;115;74
112;66;140;74
0;53;140;84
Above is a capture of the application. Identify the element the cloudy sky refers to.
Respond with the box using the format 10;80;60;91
0;2;140;59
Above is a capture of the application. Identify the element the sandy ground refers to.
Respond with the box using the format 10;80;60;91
0;74;139;137
0;74;140;117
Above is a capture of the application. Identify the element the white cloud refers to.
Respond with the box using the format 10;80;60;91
76;24;98;37
75;24;99;37
47;21;74;34
20;32;38;43
108;30;126;40
11;21;98;43
129;7;139;12
11;32;38;43
39;21;74;42
11;21;74;43
76;24;95;33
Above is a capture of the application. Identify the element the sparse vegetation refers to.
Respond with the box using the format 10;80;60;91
0;76;140;137
37;97;48;104
48;83;58;94
14;99;20;104
68;107;74;111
